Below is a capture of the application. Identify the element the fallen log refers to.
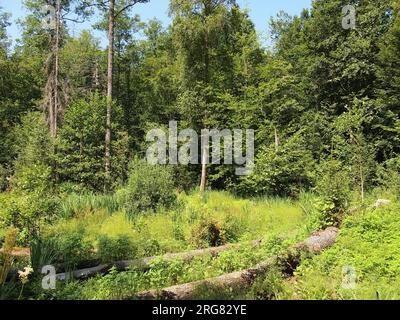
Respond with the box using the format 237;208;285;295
135;227;339;300
0;247;30;258
56;239;263;281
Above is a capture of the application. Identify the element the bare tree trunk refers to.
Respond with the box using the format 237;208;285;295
93;59;100;89
46;0;61;138
53;0;61;137
360;164;364;203
200;23;210;194
274;127;280;151
105;0;115;185
200;145;207;193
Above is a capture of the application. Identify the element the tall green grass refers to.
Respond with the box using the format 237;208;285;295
44;191;308;261
61;192;122;219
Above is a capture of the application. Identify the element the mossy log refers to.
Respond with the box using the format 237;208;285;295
135;227;339;300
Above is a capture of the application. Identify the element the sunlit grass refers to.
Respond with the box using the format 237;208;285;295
44;190;308;258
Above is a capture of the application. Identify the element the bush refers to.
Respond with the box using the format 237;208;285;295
237;132;314;197
51;230;94;269
12;163;53;194
377;157;400;199
314;160;351;227
124;158;177;215
11;112;53;193
0;193;61;244
97;235;137;262
190;218;226;248
137;238;162;257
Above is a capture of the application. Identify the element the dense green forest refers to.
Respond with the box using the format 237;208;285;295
0;0;399;300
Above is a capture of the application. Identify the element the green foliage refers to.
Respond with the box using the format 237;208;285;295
0;193;61;244
60;192;122;219
0;165;9;192
293;198;400;300
136;238;161;257
56;93;127;191
1;0;400;301
314;160;351;226
0;228;18;285
246;268;291;300
124;158;177;215
30;237;57;275
190;218;225;248
11;112;53;193
191;283;239;300
238;132;314;197
50;229;94;270
97;235;137;263
377;157;400;199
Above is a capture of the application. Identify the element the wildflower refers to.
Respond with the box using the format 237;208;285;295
18;266;34;285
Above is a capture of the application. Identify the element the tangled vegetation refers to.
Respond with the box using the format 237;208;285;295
1;0;400;301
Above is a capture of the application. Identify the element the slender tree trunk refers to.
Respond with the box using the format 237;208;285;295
105;0;115;184
53;0;61;138
200;23;210;193
200;145;207;193
93;60;100;89
274;127;280;151
360;164;364;203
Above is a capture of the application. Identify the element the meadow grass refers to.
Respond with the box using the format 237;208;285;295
43;191;307;259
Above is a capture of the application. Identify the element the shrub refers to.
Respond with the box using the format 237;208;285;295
51;230;94;269
314;160;351;227
0;193;61;244
377;157;400;199
237;132;314;197
247;268;290;300
124;158;177;215
190;218;226;248
137;239;162;257
11;112;53;193
97;235;137;263
12;163;53;194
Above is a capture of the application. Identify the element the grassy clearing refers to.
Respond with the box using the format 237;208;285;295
25;191;310;300
42;191;307;260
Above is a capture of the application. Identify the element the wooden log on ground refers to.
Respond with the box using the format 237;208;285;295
135;227;339;300
0;247;30;258
55;239;263;281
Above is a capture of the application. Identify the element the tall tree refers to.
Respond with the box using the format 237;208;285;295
89;0;149;186
170;0;236;193
23;0;92;137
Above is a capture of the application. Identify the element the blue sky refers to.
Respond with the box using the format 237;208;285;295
0;0;311;47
